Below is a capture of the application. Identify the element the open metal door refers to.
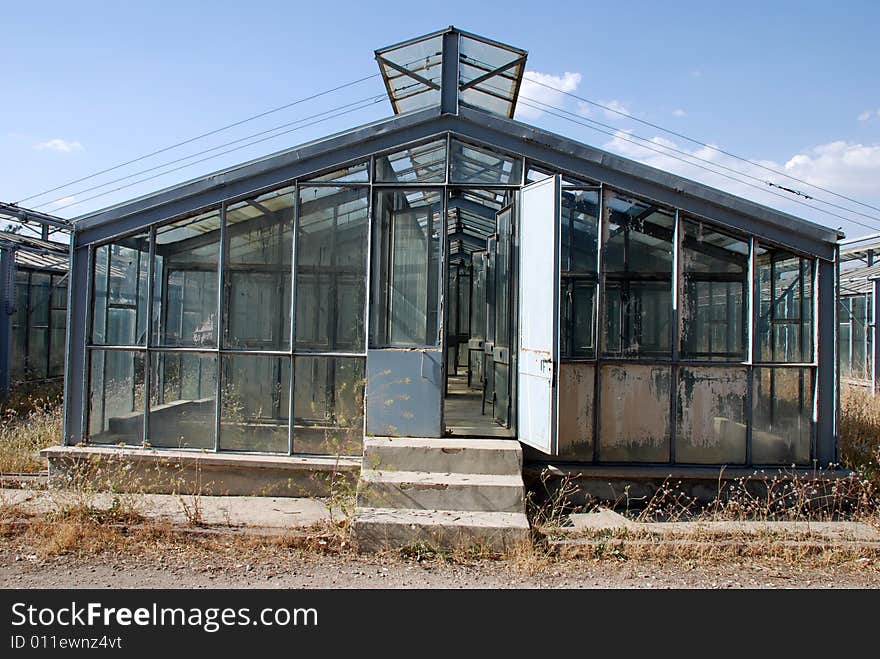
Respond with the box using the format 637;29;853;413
517;175;560;454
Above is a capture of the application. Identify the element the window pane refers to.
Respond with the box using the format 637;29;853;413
450;139;522;185
305;160;369;183
296;186;369;352
680;219;748;361
560;189;599;358
375;140;446;183
148;353;216;450
153;208;220;347
602;191;674;357
371;190;442;347
219;354;289;453
88;349;144;445
676;367;747;464
752;367;812;465
293;356;364;456
755;247;815;362
599;364;671;462
92;234;150;345
50;309;66;377
223;188;293;350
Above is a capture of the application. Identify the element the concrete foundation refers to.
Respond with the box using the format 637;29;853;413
525;462;856;509
42;446;359;498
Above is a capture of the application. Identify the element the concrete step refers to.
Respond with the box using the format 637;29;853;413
351;507;530;553
357;469;525;513
364;436;522;475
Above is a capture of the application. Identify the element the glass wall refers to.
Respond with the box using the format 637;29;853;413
86;182;369;456
11;268;67;382
839;293;872;381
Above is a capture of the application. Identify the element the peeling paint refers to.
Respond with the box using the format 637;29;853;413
599;364;670;462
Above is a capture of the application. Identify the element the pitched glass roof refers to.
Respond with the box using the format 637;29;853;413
376;27;527;119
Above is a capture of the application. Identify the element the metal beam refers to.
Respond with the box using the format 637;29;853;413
440;30;459;116
0;201;73;231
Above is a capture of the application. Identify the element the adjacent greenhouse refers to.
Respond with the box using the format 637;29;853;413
838;235;880;390
54;27;841;488
0;230;69;388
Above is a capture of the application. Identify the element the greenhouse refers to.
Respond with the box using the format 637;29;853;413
51;27;841;501
838;234;879;390
0;217;71;393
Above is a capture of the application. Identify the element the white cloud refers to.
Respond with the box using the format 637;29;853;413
672;109;687;118
858;109;880;121
33;138;83;153
601;99;631;118
515;71;582;120
601;130;880;233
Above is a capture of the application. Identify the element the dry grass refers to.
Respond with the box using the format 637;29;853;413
840;385;880;489
0;381;63;474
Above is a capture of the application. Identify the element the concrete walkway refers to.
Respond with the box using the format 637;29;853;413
0;488;332;534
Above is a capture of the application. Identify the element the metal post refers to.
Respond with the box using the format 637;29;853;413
871;278;880;395
0;247;15;398
815;258;836;466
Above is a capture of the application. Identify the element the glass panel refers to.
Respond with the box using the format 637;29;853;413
305;160;369;183
851;294;867;378
293;356;364;456
219;354;289;454
224;187;293;350
599;364;671;462
680;219;748;361
602;191;674;357
375;140;446;184
676;367;747;464
49;309;66;377
458;34;526;118
296;186;369;352
752;367;812;465
755;246;815;363
148;353;216;450
376;34;443;114
88;349;145;445
153;208;220;347
92;233;150;346
560;189;599;359
12;270;28;381
371;189;442;347
450;140;521;185
557;363;595;460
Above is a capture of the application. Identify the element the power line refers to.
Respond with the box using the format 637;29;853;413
516;98;880;234
34;93;387;210
513;90;880;231
52;96;385;213
525;75;880;216
15;72;382;206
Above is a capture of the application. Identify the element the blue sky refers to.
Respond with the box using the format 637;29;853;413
2;0;879;238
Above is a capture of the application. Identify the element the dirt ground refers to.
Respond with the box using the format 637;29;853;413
1;545;878;589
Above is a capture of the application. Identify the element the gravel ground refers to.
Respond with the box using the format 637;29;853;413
1;546;878;589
